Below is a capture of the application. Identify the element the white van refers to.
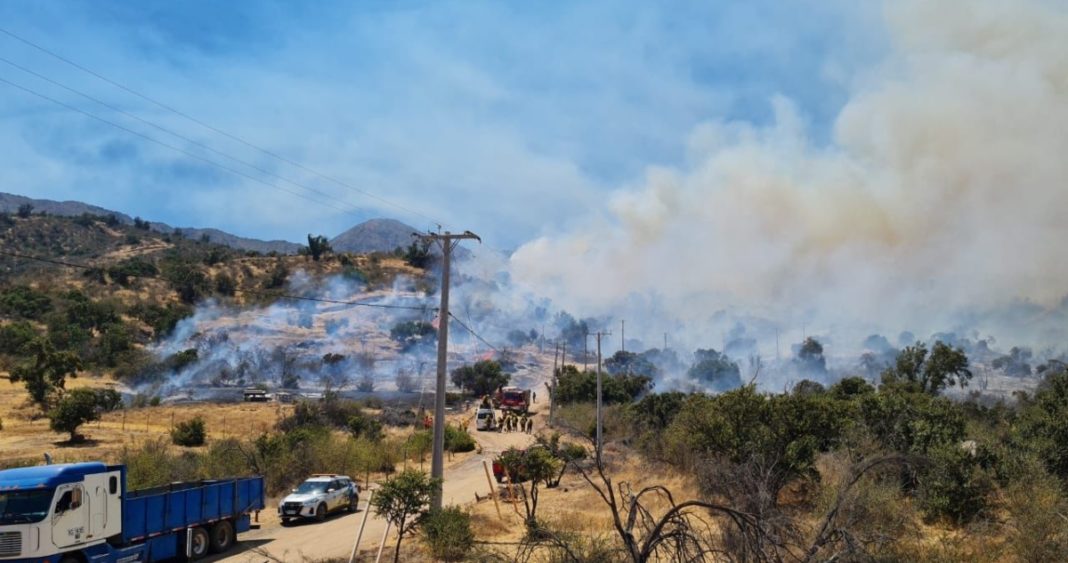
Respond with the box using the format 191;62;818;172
475;407;497;431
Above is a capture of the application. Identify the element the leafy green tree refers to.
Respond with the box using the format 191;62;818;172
495;446;562;527
828;376;875;400
554;365;652;404
306;234;332;261
10;338;81;406
604;350;658;378
16;203;34;218
162;261;209;304
859;390;965;455
371;469;441;563
347;413;384;442
49;388;102;442
171;416;207;447
687;348;741;391
0;321;37;355
390;320;436;350
881;341;972;395
666;386;847;504
1017;368;1068;480
107;258;158;286
403;240;432;269
450;360;509;396
537;432;587;487
795;337;828;376
0;285;53;319
214;273;236;296
422;506;474;562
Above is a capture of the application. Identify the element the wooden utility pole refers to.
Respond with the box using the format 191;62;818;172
620;320;625;353
417;230;480;511
595;331;611;462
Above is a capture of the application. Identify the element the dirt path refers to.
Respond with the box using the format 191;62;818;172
210;406;542;562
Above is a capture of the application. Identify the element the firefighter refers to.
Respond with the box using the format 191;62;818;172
526;417;534;434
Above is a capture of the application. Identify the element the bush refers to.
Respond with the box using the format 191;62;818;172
445;424;476;453
0;285;52;319
554;365;652;405
917;443;997;524
171;416;207;447
422;506;474;562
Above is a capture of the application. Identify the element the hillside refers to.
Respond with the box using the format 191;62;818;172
330;217;420;253
0;192;301;254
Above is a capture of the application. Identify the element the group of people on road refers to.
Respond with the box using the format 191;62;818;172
499;412;533;434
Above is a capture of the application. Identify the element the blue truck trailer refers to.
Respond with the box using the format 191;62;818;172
0;462;265;562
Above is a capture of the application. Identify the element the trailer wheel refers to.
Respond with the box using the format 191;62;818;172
209;520;235;553
188;526;210;560
314;502;327;522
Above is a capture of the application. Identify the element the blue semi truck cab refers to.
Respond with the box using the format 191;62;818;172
0;462;265;563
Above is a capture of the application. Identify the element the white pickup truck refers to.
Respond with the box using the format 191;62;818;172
278;474;358;525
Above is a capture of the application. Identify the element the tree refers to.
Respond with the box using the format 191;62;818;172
162;262;209;304
422;506;474;562
450;360;508;396
605;351;658;378
49;388;111;442
306;234;332;261
371;469;441;563
16;203;33;218
10;338;81;406
171;416;207;447
881;341;972;395
214;273;236;296
389;320;436;350
687;349;741;391
554;365;652;404
495;446;562;528
403;240;433;269
795;337;828;377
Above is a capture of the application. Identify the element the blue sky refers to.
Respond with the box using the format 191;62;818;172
0;0;885;247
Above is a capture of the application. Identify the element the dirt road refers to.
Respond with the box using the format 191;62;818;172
209;408;539;562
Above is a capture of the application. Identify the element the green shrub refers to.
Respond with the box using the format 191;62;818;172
444;424;476;453
0;285;52;319
917;443;997;524
171;416;207;447
422;506;474;562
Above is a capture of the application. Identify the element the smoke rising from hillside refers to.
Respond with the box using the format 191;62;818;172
509;0;1068;353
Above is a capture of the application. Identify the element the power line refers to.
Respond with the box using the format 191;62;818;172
0;249;432;312
0;75;351;214
0;55;369;216
0;26;448;229
448;312;500;353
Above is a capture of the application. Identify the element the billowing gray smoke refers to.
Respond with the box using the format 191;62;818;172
508;0;1068;357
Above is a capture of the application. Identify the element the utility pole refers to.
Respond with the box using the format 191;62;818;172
583;332;589;372
550;342;559;427
417;230;480;511
620;320;625;353
595;331;611;462
663;332;667;351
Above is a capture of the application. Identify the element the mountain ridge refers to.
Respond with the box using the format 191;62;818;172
0;192;420;255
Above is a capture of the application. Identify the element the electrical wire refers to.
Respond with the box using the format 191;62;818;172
0;55;368;216
0;75;351;214
0;249;433;312
448;311;501;353
0;26;448;230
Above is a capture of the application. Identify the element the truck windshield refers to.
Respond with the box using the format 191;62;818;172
294;481;328;495
0;489;54;524
504;392;523;401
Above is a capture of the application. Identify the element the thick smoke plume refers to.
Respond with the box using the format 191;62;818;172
509;0;1068;355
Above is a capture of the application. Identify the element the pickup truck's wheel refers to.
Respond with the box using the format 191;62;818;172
280;517;291;526
314;502;327;522
209;520;235;553
188;526;210;560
